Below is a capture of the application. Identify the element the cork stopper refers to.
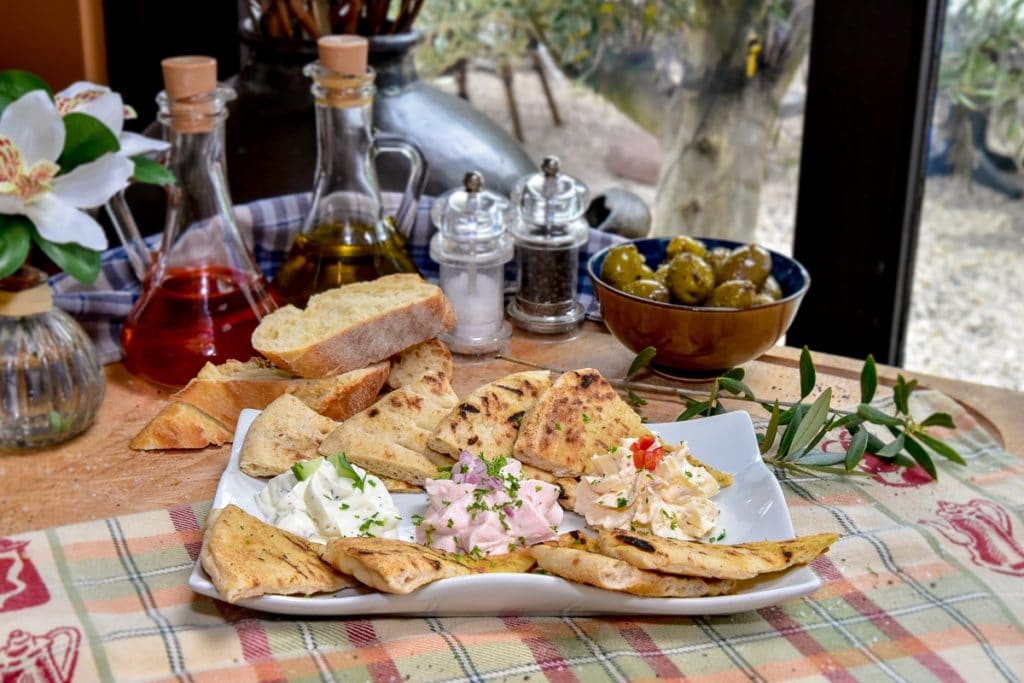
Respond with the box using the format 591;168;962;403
318;35;368;75
160;56;218;133
161;56;217;99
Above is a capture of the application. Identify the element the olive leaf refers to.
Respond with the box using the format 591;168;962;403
676;399;711;421
776;404;806;460
799;346;816;399
914;430;967;465
875;432;906;458
861;354;877;403
759;399;780;455
902;434;938;479
857;404;903;427
845;428;869;471
718;376;755;399
786;387;832;459
627;390;647;407
919;412;955;429
627;346;657;378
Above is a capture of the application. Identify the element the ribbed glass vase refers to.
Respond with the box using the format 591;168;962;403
0;267;105;449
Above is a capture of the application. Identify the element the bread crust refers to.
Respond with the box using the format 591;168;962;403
252;275;457;378
129;402;232;450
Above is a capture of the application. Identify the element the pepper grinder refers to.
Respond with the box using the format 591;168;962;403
429;171;515;354
507;156;590;334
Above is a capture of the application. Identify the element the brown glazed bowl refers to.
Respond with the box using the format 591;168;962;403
587;237;810;378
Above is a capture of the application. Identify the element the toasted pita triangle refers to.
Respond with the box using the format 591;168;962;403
200;505;357;603
598;530;839;580
320;537;471;594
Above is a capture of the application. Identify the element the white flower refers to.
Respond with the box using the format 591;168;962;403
56;81;168;157
0;90;133;250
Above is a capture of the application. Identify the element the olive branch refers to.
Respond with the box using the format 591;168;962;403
497;346;966;480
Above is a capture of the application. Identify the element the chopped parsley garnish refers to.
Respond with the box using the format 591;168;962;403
447;518;455;528
685;471;693;478
616;497;628;509
339;503;350;510
712;529;727;542
581;413;591;423
410;513;424;527
554;422;563;431
424;525;436;545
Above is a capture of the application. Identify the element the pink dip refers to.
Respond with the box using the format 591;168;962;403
415;451;562;556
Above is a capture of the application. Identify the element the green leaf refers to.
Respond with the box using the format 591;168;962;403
893;376;909;414
857;404;903;427
776;405;806;460
718;376;754;399
793;450;847;467
845;428;869;471
676;400;711;421
787;387;832;457
860;354;877;403
0;215;32;279
709;402;726;416
876;432;906;458
58;112;120;172
627;346;657;378
627;390;647;407
723;367;745;381
799;346;816;398
759;400;781;455
902;434;937;480
0;69;52;114
131;156;175;185
914;431;967;466
32;233;100;283
919;412;956;429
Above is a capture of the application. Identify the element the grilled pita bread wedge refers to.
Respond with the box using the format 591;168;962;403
319;375;459;485
686;454;733;489
453;549;537;574
240;394;338;477
320;537;471;594
514;369;650;477
388;338;453;389
428;371;551;458
598;530;839;580
200;505;356;603
531;541;735;598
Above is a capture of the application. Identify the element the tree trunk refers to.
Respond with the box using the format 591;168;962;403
651;82;779;240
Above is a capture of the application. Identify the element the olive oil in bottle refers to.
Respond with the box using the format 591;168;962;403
275;221;418;306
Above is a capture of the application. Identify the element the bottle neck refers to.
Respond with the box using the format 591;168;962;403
306;72;385;233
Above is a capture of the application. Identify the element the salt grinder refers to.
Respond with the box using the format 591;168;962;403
429;171;515;354
507;156;589;334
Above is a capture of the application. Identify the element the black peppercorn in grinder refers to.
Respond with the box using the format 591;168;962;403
507;156;590;334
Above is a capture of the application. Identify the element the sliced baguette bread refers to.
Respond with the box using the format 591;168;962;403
513;368;651;477
427;370;551;458
387;338;454;389
129;401;232;450
130;358;389;450
176;358;389;426
252;274;457;378
318;375;459;485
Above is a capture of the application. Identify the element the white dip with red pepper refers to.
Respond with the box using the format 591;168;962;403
573;435;721;540
415;451;563;556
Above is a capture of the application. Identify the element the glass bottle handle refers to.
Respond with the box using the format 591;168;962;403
104;191;151;282
371;132;428;238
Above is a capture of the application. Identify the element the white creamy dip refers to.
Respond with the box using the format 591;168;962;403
255;455;400;543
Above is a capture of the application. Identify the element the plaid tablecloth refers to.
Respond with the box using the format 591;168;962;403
2;390;1021;682
49;193;623;365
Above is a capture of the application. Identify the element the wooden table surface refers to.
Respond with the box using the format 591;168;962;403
1;322;1020;536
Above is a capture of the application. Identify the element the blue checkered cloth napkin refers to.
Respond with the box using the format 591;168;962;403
50;193;624;364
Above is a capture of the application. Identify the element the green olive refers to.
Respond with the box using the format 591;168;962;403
654;260;672;285
666;253;715;305
761;275;783;301
665;235;707;260
717;244;773;287
622;279;670;303
705;246;732;279
707;280;759;309
601;244;649;288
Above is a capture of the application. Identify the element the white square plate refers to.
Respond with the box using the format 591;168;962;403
188;409;821;616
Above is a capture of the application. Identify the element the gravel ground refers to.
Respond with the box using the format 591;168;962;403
434;66;1024;392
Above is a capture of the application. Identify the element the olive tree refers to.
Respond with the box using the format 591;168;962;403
418;0;812;241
